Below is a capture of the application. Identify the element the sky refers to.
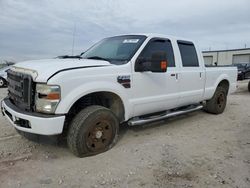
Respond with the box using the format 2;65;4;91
0;0;250;62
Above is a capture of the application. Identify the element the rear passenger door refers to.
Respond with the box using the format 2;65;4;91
177;41;205;105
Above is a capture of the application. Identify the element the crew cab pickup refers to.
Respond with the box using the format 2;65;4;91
1;34;237;157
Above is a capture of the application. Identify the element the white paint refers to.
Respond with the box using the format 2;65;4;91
1;100;65;135
2;34;237;135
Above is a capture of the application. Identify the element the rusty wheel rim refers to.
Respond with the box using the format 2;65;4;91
85;120;113;152
217;93;225;108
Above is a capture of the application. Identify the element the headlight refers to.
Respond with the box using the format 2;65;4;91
35;84;61;114
238;71;242;74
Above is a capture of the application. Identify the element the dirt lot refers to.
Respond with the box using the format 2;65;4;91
0;81;249;188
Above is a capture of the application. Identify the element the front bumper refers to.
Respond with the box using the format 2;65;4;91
1;98;65;135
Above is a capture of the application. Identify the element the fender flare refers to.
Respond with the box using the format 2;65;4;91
214;74;230;90
55;81;130;120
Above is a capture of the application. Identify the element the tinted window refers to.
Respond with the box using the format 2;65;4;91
139;39;175;67
178;41;199;67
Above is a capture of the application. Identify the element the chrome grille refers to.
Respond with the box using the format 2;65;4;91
7;69;34;111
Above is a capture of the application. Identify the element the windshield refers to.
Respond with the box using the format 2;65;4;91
81;35;147;64
0;64;8;69
0;66;9;73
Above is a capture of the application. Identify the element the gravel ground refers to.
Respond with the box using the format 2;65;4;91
0;81;249;188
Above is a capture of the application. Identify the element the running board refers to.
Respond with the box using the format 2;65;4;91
128;105;203;126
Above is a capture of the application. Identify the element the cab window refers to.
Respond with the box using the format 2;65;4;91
138;39;175;67
178;41;199;67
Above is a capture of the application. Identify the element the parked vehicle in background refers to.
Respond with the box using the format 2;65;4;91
233;63;250;80
1;34;237;157
0;61;15;69
245;66;250;80
0;66;12;88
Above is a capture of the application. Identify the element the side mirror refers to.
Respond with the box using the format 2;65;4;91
135;51;168;73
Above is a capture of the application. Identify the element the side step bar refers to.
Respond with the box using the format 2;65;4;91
128;105;203;126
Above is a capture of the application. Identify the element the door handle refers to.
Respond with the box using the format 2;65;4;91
170;73;178;79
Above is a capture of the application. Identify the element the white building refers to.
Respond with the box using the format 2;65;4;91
203;48;250;66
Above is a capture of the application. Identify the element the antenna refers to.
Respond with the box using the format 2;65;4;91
71;22;76;55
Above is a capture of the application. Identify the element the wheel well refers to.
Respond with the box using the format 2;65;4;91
66;92;125;125
217;79;229;94
0;76;6;81
0;77;6;84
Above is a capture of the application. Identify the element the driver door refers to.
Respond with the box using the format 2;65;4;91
131;38;180;117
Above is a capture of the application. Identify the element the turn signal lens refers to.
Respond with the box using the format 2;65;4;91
39;93;60;100
161;61;167;70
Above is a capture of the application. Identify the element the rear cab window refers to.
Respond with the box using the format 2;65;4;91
177;40;199;67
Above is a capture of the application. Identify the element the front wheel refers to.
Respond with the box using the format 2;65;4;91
67;105;119;157
204;86;227;114
0;78;5;88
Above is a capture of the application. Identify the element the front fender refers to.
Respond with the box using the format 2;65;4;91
0;76;7;80
55;81;130;120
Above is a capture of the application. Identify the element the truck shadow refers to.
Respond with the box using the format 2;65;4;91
18;132;67;148
118;110;206;141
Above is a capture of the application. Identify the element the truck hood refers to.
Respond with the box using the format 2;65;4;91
12;58;111;82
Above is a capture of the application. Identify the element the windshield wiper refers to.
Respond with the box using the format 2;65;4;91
57;55;82;59
86;56;109;62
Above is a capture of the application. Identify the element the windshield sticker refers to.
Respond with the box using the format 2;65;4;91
123;39;139;43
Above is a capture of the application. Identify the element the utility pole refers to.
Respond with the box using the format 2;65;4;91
71;23;76;56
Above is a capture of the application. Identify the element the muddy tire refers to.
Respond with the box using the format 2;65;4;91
67;105;119;157
204;86;227;114
248;81;250;92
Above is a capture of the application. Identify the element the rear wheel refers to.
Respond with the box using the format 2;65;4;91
204;86;227;114
248;81;250;92
67;105;119;157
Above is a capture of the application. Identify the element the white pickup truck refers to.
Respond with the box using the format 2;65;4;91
1;34;237;157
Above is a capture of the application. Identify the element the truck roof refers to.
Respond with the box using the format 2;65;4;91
111;33;192;42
